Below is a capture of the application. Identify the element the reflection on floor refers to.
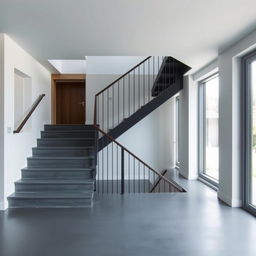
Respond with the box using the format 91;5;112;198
0;172;255;256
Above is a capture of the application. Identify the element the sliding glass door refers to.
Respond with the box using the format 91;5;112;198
243;52;256;215
199;74;219;186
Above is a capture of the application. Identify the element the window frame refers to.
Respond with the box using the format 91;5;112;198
198;73;219;187
242;50;256;216
175;95;180;168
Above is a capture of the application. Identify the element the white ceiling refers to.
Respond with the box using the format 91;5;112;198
0;0;256;73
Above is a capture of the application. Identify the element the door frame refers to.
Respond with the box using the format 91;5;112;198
51;74;86;124
242;51;256;216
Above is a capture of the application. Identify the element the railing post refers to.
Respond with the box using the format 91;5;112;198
121;148;124;194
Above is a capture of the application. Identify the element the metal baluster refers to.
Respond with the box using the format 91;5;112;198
112;142;113;193
129;73;131;116
117;144;118;193
134;70;135;114
148;59;150;102
121;148;124;194
107;90;109;131
128;154;130;193
102;92;104;131
134;157;135;193
107;140;108;193
143;63;145;105
138;161;140;193
118;81;120;124
138;66;140;109
123;77;125;120
112;86;114;129
144;165;146;193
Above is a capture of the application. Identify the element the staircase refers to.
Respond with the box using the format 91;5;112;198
98;56;191;149
94;56;190;193
8;124;97;208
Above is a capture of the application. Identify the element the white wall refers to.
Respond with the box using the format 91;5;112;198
86;74;120;124
0;34;51;210
118;97;176;172
179;76;198;180
86;56;146;75
0;34;5;210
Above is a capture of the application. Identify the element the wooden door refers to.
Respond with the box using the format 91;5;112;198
56;81;85;124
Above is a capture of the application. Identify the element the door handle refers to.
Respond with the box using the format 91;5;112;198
78;101;85;107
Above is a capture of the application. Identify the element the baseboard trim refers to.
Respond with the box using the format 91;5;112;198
218;191;242;207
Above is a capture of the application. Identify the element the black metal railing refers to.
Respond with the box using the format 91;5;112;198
94;57;177;132
93;56;185;194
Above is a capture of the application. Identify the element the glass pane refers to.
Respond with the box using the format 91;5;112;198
251;61;256;206
204;76;219;180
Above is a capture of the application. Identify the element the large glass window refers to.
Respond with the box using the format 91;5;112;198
199;74;219;185
243;52;256;215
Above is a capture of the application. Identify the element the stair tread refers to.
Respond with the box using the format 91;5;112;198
8;191;93;199
38;138;95;140
15;179;94;184
42;130;96;133
33;146;95;149
22;167;94;171
27;156;94;160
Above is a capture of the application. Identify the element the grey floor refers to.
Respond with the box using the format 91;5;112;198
0;174;256;256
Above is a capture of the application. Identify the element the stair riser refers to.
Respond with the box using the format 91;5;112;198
41;131;96;138
37;139;95;147
27;159;95;168
44;125;95;131
22;171;93;180
32;148;95;157
8;198;92;208
15;183;94;192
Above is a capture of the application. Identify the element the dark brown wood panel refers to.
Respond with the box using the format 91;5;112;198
56;81;85;124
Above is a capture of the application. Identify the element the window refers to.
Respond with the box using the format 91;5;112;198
198;74;219;186
175;96;180;167
242;51;256;216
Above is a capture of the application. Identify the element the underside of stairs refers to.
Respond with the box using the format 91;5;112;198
8;124;97;208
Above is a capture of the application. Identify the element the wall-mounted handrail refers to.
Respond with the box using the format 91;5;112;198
13;94;45;134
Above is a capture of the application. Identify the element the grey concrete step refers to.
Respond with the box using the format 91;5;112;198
27;156;95;168
41;130;96;138
37;138;96;147
15;179;95;192
32;147;96;157
44;124;95;131
8;192;93;208
21;167;95;180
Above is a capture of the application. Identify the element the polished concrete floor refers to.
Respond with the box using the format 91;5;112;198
0;175;256;256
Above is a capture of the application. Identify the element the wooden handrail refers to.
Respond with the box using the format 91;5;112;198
13;94;45;133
